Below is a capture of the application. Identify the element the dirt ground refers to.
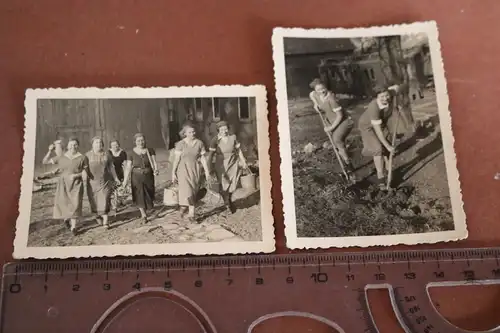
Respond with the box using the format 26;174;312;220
28;149;263;247
289;91;456;238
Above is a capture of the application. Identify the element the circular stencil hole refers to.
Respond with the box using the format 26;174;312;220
250;315;340;333
428;284;500;332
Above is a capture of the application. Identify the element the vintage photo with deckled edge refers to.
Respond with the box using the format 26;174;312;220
272;21;467;249
14;85;275;258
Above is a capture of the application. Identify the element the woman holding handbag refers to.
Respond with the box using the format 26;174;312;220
208;121;248;214
171;124;212;222
122;133;159;223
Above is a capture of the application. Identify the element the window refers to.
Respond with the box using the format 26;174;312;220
341;68;349;81
195;98;202;111
364;69;370;81
167;100;175;122
238;97;250;120
185;99;194;120
212;98;221;120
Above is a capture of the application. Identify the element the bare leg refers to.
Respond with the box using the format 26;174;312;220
187;205;195;218
374;156;385;179
70;218;77;235
187;205;196;222
337;147;350;163
139;208;147;218
102;214;109;227
383;156;391;172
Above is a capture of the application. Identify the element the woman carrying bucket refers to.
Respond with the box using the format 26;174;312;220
209;121;249;214
309;78;356;180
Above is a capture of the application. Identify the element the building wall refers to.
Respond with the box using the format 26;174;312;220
35;97;259;166
35;99;164;164
167;96;258;160
285;48;434;100
285;53;351;99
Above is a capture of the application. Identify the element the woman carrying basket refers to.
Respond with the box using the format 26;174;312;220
208;121;249;214
122;133;159;223
309;78;356;179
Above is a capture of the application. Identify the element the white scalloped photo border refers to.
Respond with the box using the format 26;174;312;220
14;85;276;258
272;21;468;249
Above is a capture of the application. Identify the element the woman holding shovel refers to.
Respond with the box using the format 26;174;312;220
309;79;356;180
358;84;401;189
208;121;249;214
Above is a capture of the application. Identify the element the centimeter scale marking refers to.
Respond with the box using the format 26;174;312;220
1;247;500;333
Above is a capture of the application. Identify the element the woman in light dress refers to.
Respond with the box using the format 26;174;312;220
209;121;248;213
41;137;89;235
122;133;159;223
171;124;212;222
85;137;121;229
309;78;355;178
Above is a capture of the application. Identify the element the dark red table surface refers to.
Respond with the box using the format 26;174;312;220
1;1;499;332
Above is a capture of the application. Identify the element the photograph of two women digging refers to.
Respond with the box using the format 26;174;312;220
284;34;456;238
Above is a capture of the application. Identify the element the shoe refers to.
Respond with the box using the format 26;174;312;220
344;161;355;173
95;216;103;226
376;177;387;190
228;202;236;214
179;207;187;218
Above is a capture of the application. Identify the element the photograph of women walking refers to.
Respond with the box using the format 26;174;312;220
14;85;274;258
273;21;467;249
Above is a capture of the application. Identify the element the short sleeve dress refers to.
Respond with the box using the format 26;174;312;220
209;134;241;194
127;148;156;210
311;91;353;149
174;139;206;206
86;150;115;215
51;153;89;219
357;99;394;157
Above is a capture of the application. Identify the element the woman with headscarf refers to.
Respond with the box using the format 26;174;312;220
208;120;248;213
41;137;89;235
309;78;356;178
171;123;212;222
122;133;159;223
85;137;121;228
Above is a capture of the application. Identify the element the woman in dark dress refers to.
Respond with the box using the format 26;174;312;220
109;140;127;182
122;133;159;223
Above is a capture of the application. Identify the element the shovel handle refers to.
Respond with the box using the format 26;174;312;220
386;110;401;190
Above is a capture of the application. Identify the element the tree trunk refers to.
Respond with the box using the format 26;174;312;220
159;100;170;151
378;36;415;135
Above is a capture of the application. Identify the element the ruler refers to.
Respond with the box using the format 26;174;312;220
1;247;499;333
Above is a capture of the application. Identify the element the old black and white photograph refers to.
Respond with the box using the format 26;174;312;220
273;22;467;248
14;85;274;258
